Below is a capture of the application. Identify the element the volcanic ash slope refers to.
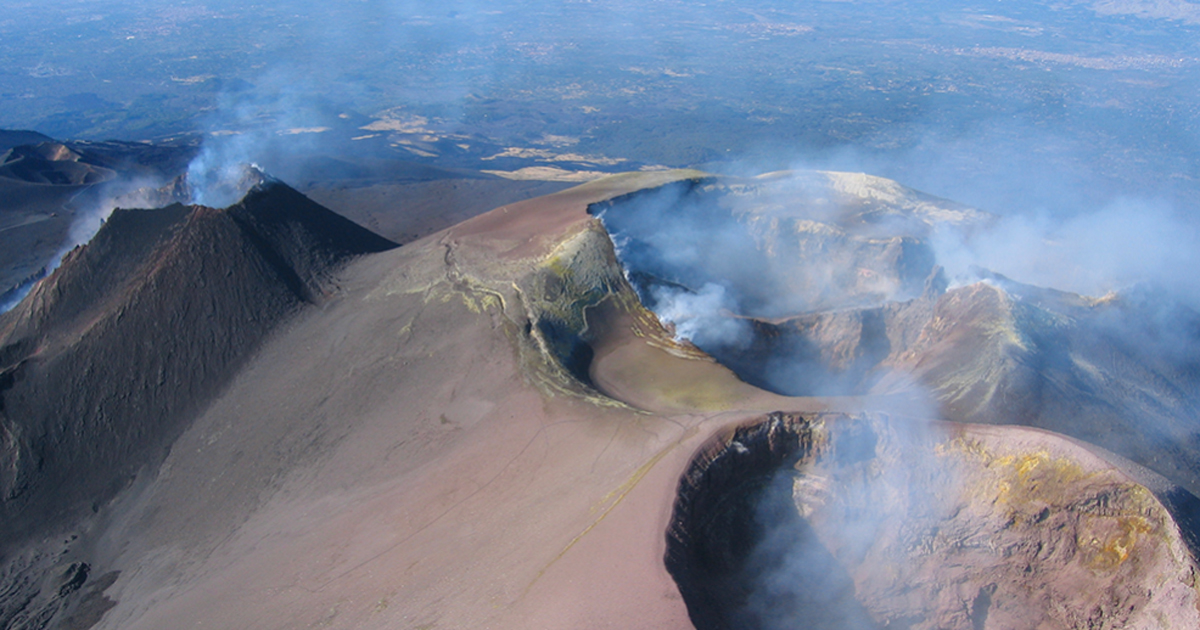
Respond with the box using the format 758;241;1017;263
0;179;395;627
0;134;196;297
0;170;1197;629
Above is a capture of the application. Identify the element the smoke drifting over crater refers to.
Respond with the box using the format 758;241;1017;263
592;170;1200;627
594;169;1200;389
667;413;1200;630
591;172;964;395
1;2;1199;628
932;198;1200;306
0;160;270;315
185;159;270;209
592;173;957;320
183;73;343;207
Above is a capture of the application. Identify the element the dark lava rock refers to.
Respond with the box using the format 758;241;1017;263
0;180;396;547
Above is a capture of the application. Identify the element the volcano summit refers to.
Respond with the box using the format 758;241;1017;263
1;163;1199;629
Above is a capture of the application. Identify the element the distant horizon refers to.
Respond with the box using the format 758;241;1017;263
7;4;1200;627
3;0;1199;218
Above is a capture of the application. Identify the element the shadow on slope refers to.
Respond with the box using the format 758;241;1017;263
0;181;396;550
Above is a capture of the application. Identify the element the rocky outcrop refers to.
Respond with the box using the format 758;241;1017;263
665;412;825;629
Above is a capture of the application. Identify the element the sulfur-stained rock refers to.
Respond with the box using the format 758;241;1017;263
667;412;1200;630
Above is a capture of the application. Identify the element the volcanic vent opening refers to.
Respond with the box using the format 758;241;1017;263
588;174;958;397
665;413;1200;630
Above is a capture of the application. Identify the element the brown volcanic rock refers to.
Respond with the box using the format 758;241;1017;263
597;173;1200;516
867;280;1200;502
0;181;395;546
668;413;1200;630
0;169;1197;630
705;275;943;397
714;265;1200;534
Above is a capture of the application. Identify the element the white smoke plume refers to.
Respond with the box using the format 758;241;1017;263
186;157;268;209
181;71;340;208
932;198;1200;304
651;282;751;350
0;176;171;313
595;154;1200;626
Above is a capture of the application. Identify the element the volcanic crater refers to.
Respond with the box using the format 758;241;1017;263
454;170;1200;627
580;173;1200;629
665;412;1200;630
3;167;1200;630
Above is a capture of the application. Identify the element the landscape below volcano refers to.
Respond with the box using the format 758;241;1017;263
3;128;1200;629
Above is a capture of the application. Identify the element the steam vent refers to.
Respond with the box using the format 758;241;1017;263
4;169;1200;629
666;413;1199;629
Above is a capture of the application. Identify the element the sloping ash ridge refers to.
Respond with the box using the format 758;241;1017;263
0;181;396;548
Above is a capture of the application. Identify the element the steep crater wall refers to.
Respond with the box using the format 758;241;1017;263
587;177;947;397
667;413;1200;630
511;217;679;402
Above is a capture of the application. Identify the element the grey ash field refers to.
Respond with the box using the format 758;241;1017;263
4;1;1200;629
